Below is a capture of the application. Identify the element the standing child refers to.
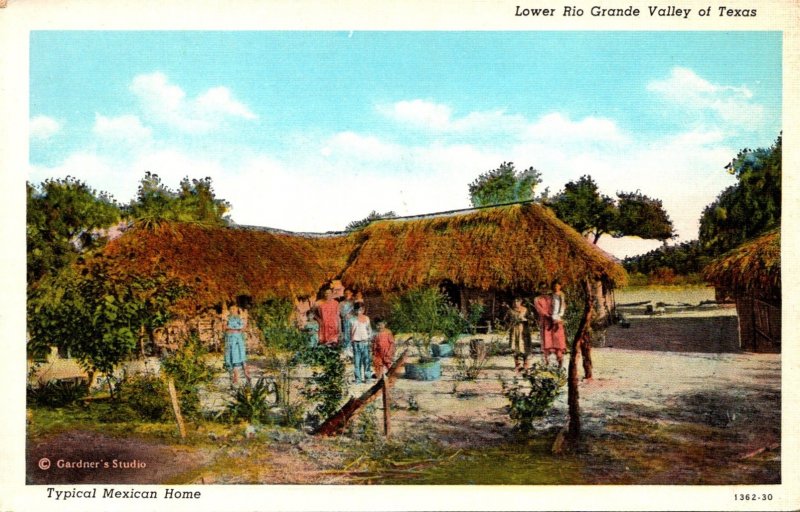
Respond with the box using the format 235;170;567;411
372;320;395;379
303;310;319;347
350;303;373;383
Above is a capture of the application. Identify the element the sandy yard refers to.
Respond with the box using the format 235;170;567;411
27;286;782;485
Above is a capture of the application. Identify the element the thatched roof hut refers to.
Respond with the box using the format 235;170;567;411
99;202;626;331
704;229;780;301
703;228;781;352
100;223;355;314
341;203;627;293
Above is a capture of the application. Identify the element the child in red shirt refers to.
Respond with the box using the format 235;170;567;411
372;320;395;378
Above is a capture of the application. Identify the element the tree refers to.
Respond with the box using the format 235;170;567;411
27;254;186;397
548;175;674;244
345;210;397;231
615;191;674;242
548;176;618;244
125;172;231;228
699;135;781;256
27;177;121;289
468;162;543;207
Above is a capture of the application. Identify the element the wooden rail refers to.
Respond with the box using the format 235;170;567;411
315;349;407;436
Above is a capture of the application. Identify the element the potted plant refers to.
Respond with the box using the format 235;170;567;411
388;288;464;380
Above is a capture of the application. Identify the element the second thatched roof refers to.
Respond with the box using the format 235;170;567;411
341;202;627;293
703;228;781;300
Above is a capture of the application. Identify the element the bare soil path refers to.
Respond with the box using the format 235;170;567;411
26;287;781;484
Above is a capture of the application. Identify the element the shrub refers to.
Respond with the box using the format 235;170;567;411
160;334;215;418
347;405;381;442
453;341;488;382
27;379;89;408
387;288;465;357
301;344;347;423
225;378;274;424
122;374;170;421
501;363;567;433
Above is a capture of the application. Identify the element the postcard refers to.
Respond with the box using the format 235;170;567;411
1;0;797;510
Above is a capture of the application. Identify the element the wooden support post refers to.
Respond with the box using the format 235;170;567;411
316;350;407;436
382;374;391;438
567;280;593;442
166;377;186;439
581;335;593;380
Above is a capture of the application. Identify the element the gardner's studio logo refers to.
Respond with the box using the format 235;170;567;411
37;457;147;470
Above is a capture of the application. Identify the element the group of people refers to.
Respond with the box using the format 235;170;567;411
302;288;396;384
222;280;567;386
507;280;567;372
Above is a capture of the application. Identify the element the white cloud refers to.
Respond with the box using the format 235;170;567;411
196;87;258;120
93;114;152;143
379;99;526;135
30;116;62;140
380;99;452;130
523;112;628;144
647;67;765;131
321;132;402;161
130;72;257;133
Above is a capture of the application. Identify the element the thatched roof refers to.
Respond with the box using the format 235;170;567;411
341;203;627;293
100;223;355;313
98;203;626;312
703;228;781;299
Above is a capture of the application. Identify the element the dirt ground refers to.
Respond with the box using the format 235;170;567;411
26;286;782;485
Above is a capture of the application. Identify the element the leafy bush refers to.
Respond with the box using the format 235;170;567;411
27;379;88;408
347;405;381;442
387;288;465;357
160;334;215;418
301;344;347;423
225;378;274;424
251;299;306;353
501;363;567;433
452;341;488;381
122;374;170;421
466;302;486;334
253;298;312;420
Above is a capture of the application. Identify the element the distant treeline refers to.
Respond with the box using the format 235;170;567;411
624;134;781;284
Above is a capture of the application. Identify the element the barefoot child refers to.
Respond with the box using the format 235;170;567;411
372;320;395;378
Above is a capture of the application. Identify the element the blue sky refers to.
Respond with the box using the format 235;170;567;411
29;31;782;257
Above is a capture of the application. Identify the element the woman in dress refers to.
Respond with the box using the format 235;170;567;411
224;305;250;385
535;280;567;368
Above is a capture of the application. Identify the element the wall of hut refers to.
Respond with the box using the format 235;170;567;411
733;294;781;353
150;306;263;356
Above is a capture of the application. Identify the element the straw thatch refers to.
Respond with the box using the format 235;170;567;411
100;223;355;313
703;228;780;301
341;203;627;293
99;203;626;314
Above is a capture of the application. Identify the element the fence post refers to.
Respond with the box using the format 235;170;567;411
382;374;391;438
166;377;186;439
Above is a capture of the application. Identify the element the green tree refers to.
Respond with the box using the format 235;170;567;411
699;135;781;255
548;175;618;244
549;175;674;244
126;172;231;228
27;178;121;288
27;256;185;397
615;191;674;242
468;162;543;207
345;210;397;231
